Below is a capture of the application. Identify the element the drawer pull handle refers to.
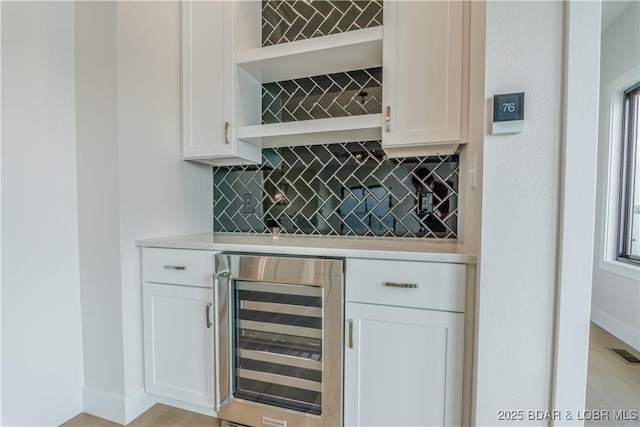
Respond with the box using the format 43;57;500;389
348;319;354;349
164;265;186;271
206;303;212;328
384;281;418;289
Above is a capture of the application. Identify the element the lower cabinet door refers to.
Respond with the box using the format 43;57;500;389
344;303;464;427
143;282;214;407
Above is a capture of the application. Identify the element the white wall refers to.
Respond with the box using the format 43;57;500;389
475;1;564;425
116;0;213;402
1;2;3;422
75;1;126;403
1;2;84;425
551;2;601;421
75;2;213;423
591;0;640;351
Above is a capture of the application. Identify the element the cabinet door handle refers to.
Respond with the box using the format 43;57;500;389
163;265;186;271
206;302;212;328
384;281;418;289
385;106;391;132
224;122;230;144
348;319;354;349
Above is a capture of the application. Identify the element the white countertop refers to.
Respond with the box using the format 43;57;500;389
135;233;476;264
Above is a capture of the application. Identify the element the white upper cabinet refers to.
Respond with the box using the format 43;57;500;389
181;0;470;159
382;1;468;158
181;1;261;166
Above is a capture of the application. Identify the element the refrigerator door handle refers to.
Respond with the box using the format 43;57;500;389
213;255;231;411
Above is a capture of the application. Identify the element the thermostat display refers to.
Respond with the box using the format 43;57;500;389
492;92;525;134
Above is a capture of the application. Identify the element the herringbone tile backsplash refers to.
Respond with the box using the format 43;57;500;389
262;0;383;46
262;68;382;124
213;142;459;238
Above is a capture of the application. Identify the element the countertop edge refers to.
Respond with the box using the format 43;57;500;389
135;235;477;265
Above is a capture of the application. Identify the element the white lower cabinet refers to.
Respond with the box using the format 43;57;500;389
344;259;466;427
344;303;464;427
142;282;214;407
138;249;468;424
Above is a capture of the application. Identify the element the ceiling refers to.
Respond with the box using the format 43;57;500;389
601;0;635;31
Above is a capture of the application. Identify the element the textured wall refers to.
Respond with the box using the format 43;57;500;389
475;1;563;425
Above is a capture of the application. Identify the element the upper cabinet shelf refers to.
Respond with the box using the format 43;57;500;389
236;27;383;84
238;114;383;148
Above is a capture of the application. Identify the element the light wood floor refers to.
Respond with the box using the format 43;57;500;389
585;322;640;427
61;404;221;427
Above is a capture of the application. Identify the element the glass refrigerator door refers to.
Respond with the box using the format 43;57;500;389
232;280;323;415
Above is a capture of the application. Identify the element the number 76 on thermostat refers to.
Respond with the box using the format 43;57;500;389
491;92;525;134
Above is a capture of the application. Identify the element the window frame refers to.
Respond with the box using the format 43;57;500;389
597;66;639;280
617;82;640;264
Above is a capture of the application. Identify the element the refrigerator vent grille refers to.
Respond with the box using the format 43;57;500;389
221;421;249;427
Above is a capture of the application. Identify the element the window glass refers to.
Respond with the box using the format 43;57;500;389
619;84;640;262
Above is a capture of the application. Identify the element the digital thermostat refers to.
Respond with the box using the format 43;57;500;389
492;92;524;134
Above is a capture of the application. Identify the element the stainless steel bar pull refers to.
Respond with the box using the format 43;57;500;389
163;265;186;270
384;281;418;289
206;303;212;328
224;122;230;144
348;319;354;349
213;255;231;411
385;106;391;132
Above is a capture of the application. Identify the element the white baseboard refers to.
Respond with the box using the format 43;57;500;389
83;387;157;425
124;387;158;424
591;306;640;351
83;387;126;424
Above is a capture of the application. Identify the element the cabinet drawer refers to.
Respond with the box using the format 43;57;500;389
346;259;466;312
142;248;213;288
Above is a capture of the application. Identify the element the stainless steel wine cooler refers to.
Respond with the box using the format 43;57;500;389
213;254;344;427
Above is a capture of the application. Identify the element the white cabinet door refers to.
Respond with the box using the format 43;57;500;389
181;0;261;165
143;282;214;407
382;1;466;154
344;302;464;427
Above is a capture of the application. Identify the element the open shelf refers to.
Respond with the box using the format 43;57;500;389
236;27;383;84
237;114;383;148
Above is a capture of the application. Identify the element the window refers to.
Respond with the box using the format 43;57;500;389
618;83;640;263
